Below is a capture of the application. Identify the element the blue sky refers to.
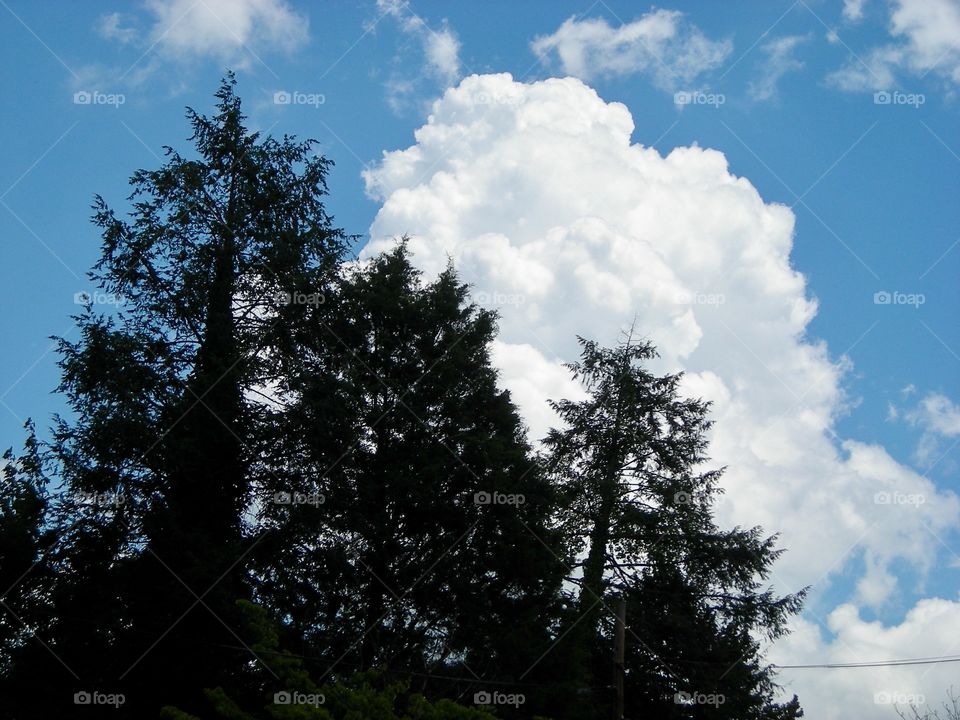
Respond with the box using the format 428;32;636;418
1;1;959;715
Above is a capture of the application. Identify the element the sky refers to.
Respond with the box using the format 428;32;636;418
1;0;959;716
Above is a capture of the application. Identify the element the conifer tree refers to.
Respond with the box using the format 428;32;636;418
545;333;805;719
0;73;348;718
254;243;567;713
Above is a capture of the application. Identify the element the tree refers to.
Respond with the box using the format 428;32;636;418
544;332;805;719
0;73;348;718
253;242;567;714
0;426;53;677
896;688;960;720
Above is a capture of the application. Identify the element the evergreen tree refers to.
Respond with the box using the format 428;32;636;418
0;426;53;678
544;332;805;719
254;243;567;715
0;74;348;718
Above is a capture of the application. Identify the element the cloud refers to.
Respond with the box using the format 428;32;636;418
829;0;960;90
749;35;808;101
97;12;138;45
904;392;960;467
772;599;960;719
375;0;461;112
137;0;308;64
530;9;731;89
843;0;869;22
362;72;960;716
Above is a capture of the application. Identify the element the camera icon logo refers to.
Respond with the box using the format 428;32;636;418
74;291;92;304
473;691;492;704
673;491;692;505
273;491;292;505
274;91;292;105
874;91;891;105
73;691;92;704
674;91;692;105
873;291;891;305
274;691;292;704
473;491;492;505
73;91;92;105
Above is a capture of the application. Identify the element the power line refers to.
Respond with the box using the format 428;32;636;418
775;654;960;670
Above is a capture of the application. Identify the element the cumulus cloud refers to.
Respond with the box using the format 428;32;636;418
749;35;808;101
530;9;731;89
829;0;960;90
375;0;461;112
362;72;960;717
772;599;960;719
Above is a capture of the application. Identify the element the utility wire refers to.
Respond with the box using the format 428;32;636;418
775;655;960;669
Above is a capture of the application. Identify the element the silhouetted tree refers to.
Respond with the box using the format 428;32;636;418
0;73;348;718
545;332;805;719
254;243;567;715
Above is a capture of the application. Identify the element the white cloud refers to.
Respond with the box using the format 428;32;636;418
530;9;732;89
905;392;960;467
843;0;869;22
375;0;461;112
749;35;808;101
362;72;960;717
829;0;960;90
142;0;308;64
97;12;138;45
772;598;960;719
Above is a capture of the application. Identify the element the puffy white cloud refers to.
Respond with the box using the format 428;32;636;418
772;598;960;719
361;72;960;716
142;0;307;63
829;0;960;90
531;9;731;89
749;35;808;101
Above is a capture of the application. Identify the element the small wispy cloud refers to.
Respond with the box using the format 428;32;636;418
374;0;462;114
530;9;732;90
748;34;808;101
842;0;868;22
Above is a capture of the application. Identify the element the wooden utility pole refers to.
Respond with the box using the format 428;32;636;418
613;597;626;720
